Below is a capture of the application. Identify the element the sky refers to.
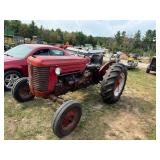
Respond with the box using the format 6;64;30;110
22;20;156;37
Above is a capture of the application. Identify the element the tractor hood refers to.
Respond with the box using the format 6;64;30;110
27;55;90;73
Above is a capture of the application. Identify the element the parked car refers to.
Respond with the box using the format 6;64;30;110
4;44;71;90
129;53;140;60
65;47;88;56
65;47;104;64
126;58;138;69
4;44;11;51
87;49;105;56
146;56;156;73
120;57;138;69
65;47;104;56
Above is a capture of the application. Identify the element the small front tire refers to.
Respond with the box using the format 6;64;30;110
52;100;82;138
12;77;34;102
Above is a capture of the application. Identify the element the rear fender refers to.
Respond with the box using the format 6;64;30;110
98;61;115;80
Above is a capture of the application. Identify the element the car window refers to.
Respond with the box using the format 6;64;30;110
34;49;50;56
50;49;64;56
4;45;33;58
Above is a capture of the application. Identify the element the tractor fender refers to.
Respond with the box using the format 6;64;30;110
98;61;116;80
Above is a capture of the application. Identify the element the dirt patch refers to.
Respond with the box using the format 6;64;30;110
102;112;147;139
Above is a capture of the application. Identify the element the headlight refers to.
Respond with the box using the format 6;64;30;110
55;67;61;75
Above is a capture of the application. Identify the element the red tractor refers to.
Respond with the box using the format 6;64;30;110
12;53;127;138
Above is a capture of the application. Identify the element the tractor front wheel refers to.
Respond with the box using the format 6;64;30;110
12;77;34;102
100;63;127;104
52;100;82;138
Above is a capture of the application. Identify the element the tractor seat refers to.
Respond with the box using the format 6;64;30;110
86;64;101;70
86;54;103;70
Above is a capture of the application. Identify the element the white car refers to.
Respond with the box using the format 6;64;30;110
65;47;88;56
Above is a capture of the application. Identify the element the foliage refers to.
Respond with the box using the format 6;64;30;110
4;20;156;55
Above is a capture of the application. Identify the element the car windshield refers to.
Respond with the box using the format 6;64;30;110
4;45;33;58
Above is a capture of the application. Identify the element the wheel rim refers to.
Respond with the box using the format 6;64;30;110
114;73;125;97
61;108;79;131
5;73;19;89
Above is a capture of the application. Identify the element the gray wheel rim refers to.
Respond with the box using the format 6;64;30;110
4;73;19;89
114;73;125;97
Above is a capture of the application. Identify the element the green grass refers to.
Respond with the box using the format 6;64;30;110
4;68;156;140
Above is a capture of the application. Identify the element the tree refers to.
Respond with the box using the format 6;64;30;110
55;28;63;43
114;31;124;50
133;30;141;49
143;29;156;52
28;21;38;38
122;31;126;38
4;20;156;56
4;20;10;30
8;20;21;35
88;35;96;47
19;24;29;38
115;31;122;45
37;25;44;38
63;31;72;44
75;32;87;45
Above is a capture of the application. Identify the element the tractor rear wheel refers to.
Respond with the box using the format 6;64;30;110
52;100;82;138
12;77;34;102
100;63;127;104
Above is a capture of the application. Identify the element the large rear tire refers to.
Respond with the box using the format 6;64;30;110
12;77;34;102
100;63;127;104
52;100;82;138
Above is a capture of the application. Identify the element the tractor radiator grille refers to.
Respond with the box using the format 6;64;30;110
32;66;49;92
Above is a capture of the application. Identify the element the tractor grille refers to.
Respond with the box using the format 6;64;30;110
32;66;49;92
